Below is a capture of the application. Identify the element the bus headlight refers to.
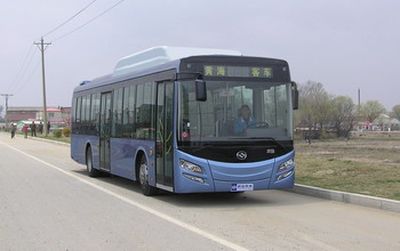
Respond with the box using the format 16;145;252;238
278;159;294;172
180;159;202;173
277;170;293;181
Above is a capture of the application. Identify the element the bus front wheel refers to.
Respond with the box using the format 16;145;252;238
138;156;157;196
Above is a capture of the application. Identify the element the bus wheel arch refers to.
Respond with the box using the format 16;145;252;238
134;150;145;181
135;150;157;196
85;143;91;163
85;143;99;177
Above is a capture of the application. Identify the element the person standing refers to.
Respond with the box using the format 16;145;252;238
30;121;37;137
38;122;43;134
30;122;34;136
10;123;16;139
22;124;29;139
47;121;51;133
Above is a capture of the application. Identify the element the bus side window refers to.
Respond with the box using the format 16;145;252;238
91;93;100;135
76;96;82;124
129;83;136;138
122;85;130;137
135;83;144;138
112;88;124;137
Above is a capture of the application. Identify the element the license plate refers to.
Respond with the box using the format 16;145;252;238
231;183;254;192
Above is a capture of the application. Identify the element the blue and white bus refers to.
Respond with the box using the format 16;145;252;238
71;46;298;195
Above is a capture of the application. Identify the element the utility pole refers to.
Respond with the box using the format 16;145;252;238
34;37;51;136
357;88;361;115
0;93;13;126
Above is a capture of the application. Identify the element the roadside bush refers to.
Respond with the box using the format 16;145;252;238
53;129;62;138
62;127;71;137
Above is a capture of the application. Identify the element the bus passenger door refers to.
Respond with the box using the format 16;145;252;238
155;82;174;190
99;92;112;171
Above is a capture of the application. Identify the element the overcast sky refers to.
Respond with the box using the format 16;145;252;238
1;0;399;109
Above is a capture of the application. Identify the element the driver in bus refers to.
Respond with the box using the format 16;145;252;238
234;104;256;135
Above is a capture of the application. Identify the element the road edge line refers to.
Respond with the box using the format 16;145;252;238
291;184;400;213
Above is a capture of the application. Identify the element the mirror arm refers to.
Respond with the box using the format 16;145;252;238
291;81;299;110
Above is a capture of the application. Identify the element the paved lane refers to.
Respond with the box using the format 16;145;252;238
1;133;400;250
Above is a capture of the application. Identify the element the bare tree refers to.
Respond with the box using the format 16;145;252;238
360;100;386;122
331;96;356;137
297;81;332;131
391;104;400;120
295;81;388;139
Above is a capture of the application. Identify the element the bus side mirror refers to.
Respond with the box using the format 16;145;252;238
291;82;299;110
195;79;207;101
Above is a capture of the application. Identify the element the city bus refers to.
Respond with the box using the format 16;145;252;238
71;46;298;195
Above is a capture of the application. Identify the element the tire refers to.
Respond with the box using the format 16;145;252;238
138;156;157;196
86;146;100;177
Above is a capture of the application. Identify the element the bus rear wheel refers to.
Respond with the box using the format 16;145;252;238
86;146;100;177
138;156;157;196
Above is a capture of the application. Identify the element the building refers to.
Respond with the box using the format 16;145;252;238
372;114;400;131
6;106;71;127
6;107;38;122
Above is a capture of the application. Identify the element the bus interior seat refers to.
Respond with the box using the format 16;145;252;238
218;119;235;136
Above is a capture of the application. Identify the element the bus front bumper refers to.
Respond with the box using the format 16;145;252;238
173;150;295;193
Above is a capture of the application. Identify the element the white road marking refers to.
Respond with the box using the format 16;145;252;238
0;141;249;251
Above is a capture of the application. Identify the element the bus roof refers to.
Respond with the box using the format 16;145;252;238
113;46;242;77
73;46;289;94
74;46;242;93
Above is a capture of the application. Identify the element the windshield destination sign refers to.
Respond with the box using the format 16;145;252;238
203;65;273;78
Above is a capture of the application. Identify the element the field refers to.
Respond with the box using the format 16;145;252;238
295;132;400;200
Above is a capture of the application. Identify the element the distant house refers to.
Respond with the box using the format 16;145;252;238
6;107;38;122
6;106;71;127
372;114;400;131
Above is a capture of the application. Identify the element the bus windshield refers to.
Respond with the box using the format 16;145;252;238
178;80;293;143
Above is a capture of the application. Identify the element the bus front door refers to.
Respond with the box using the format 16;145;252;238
155;82;174;191
99;92;112;171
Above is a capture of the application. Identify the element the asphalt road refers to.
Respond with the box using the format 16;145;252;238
1;133;400;251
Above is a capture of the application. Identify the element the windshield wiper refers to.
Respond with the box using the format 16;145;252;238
229;137;286;149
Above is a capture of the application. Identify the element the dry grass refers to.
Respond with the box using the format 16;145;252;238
37;134;71;143
295;134;400;200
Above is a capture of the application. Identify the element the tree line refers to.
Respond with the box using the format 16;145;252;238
295;81;400;138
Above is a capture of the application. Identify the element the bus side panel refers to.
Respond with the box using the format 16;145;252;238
110;138;136;180
71;134;99;168
110;138;155;182
71;134;85;164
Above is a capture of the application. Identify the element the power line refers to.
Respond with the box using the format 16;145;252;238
9;0;126;129
9;49;37;93
6;44;35;92
13;61;41;95
42;0;98;37
51;0;126;42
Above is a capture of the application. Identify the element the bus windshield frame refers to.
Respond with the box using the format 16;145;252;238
177;79;293;145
